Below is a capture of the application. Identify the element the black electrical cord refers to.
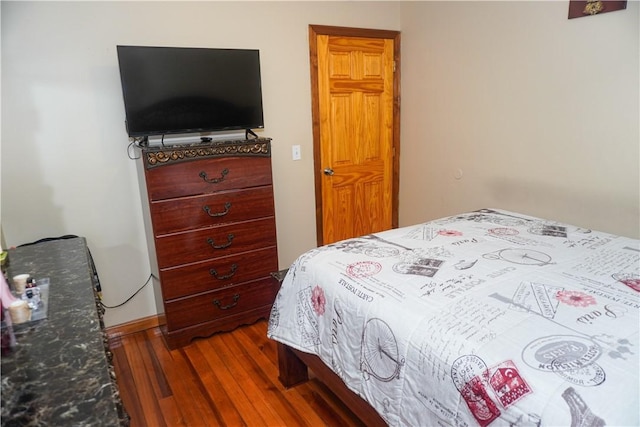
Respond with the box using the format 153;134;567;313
127;140;141;159
127;136;149;160
99;273;155;309
87;244;155;309
18;235;153;310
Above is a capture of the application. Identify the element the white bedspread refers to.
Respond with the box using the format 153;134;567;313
267;209;639;426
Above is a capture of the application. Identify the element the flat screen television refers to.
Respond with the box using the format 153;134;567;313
116;45;264;138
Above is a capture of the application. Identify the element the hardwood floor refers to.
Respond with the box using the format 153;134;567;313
109;320;366;427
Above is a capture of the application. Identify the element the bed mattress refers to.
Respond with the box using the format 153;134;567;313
267;209;639;426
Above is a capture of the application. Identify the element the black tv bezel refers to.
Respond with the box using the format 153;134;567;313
116;45;265;138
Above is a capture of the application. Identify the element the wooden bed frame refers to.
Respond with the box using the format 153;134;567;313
277;342;387;426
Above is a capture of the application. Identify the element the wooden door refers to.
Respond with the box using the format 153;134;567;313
310;25;400;245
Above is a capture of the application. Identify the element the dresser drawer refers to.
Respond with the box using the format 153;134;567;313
150;186;275;235
145;156;273;201
160;246;278;300
164;277;277;331
155;217;276;268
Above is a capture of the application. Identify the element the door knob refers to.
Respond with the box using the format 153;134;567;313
323;168;334;176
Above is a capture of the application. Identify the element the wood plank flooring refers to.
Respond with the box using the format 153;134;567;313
109;320;366;427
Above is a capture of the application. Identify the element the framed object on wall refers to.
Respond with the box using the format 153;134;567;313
568;0;627;19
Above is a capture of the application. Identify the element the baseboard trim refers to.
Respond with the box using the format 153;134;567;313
106;314;161;339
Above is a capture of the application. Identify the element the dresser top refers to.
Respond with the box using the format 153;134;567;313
1;237;127;426
142;137;272;169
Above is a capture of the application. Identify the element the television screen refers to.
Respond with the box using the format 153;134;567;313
116;46;264;137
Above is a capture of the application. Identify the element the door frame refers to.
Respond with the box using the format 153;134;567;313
309;25;401;246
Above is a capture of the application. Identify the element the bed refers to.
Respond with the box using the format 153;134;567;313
267;209;639;426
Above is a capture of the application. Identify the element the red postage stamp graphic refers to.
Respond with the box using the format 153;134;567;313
460;376;501;426
488;360;532;408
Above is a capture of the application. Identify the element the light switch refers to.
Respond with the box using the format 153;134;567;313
292;145;301;161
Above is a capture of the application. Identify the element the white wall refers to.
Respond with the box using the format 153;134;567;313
1;1;401;327
2;1;638;328
400;1;640;238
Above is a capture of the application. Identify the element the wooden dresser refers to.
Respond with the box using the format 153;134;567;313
137;138;279;349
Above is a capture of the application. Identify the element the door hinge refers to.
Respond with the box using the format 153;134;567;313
393;61;396;72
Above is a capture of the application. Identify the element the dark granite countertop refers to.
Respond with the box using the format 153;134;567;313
1;237;128;426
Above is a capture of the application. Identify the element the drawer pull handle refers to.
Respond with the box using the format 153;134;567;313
207;234;234;250
213;294;240;310
209;263;238;280
203;202;232;217
199;168;229;184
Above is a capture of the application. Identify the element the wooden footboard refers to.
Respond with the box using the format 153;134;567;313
277;342;387;427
